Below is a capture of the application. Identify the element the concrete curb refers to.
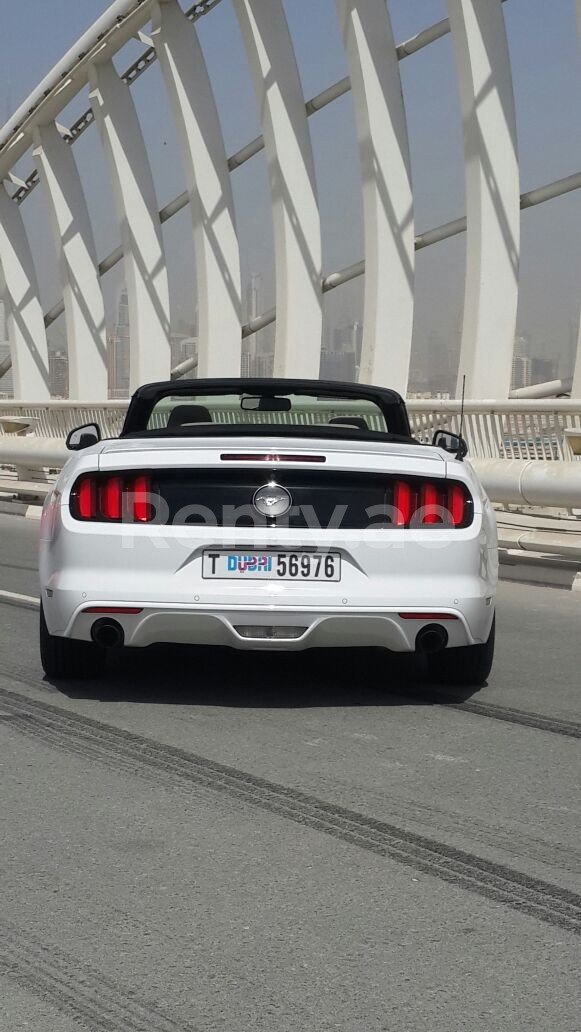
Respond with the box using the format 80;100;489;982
0;499;29;518
0;588;40;610
499;549;581;591
0;498;42;519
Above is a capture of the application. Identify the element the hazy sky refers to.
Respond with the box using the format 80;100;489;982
1;0;580;374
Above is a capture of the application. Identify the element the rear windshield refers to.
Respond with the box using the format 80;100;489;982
146;392;389;434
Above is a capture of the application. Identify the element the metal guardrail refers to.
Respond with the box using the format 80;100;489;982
1;399;580;462
407;400;581;461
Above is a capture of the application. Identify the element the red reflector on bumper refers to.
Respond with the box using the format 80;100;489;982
83;607;143;614
398;613;458;620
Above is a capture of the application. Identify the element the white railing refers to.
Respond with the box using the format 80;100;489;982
407;400;581;461
0;401;128;440
1;398;580;462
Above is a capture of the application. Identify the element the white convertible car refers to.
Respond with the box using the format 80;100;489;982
39;379;497;685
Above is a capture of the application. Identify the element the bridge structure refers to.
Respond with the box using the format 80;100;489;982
0;0;580;567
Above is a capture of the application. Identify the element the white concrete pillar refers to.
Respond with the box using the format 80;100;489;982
152;0;241;377
571;0;581;398
336;0;414;393
447;0;520;398
33;124;107;399
0;184;50;399
89;59;171;390
233;0;323;378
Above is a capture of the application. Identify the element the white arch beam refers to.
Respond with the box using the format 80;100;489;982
447;0;520;398
572;0;581;398
151;0;241;377
0;184;50;399
233;0;322;378
89;59;171;390
336;0;414;393
32;124;107;400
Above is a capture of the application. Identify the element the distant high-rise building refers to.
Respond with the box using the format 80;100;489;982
244;274;260;356
49;350;68;398
531;357;557;384
321;348;356;382
322;320;360;382
427;331;453;395
349;321;363;367
243;274;273;370
513;334;530;361
252;352;275;377
512;356;532;390
171;335;198;373
245;274;261;324
118;286;129;329
563;321;578;380
108;286;130;398
0;300;13;397
511;335;532;390
240;351;252;377
332;327;345;353
0;345;13;397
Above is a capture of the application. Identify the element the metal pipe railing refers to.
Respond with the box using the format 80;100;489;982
510;378;573;400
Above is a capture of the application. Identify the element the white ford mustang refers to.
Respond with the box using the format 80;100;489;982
39;378;497;685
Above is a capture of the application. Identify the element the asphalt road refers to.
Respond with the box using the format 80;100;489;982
0;511;579;1031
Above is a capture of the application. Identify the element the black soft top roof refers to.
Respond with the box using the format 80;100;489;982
121;377;412;439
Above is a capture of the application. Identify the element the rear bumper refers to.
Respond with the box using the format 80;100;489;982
40;506;498;650
57;599;494;652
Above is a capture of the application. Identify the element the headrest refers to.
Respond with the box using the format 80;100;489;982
167;404;212;427
328;416;368;430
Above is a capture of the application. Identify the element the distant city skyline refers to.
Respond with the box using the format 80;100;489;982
1;272;576;400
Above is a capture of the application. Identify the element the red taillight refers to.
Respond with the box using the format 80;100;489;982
448;482;466;527
77;477;97;519
132;475;153;523
420;482;443;524
100;475;123;520
392;479;470;528
72;474;154;523
394;481;414;527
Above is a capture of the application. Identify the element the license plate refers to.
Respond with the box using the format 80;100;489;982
202;551;341;581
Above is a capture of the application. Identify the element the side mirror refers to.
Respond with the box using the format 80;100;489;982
66;423;101;451
432;429;468;460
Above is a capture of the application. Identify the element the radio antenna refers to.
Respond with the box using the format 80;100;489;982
459;374;466;440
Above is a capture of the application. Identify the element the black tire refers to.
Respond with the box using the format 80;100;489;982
40;604;105;680
427;614;495;687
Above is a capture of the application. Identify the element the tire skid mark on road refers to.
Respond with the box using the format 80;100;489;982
10;692;578;875
1;636;579;737
445;698;581;738
0;684;580;935
0;921;199;1032
312;774;581;875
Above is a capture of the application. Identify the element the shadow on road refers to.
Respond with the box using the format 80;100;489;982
51;644;482;708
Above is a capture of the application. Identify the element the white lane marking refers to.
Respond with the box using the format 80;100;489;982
0;589;40;610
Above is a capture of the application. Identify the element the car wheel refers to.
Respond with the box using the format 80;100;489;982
40;604;105;680
427;614;495;687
